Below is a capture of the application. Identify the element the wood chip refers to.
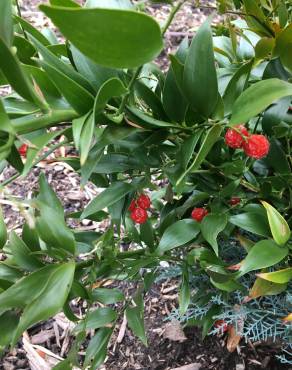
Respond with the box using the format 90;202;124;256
170;363;202;370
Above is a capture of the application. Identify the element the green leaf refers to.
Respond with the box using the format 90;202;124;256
0;207;7;249
13;262;75;344
38;60;94;115
261;201;290;246
0;100;15;134
14;16;50;46
36;202;76;255
176;125;222;186
82;182;133;219
84;328;112;369
0;264;60;315
257;268;292;284
94;77;127;120
179;265;190;315
183;19;218;118
230;79;292;124
0;263;22;283
255;38;275;59
52;359;72;370
85;0;133;8
50;0;80;6
72;112;91;153
9;232;43;271
126;305;147;346
156;219;200;255
0;38;46;108
73;307;117;333
239;240;288;276
140;220;154;251
229;212;270;237
30;35;94;93
223;61;252;116
80;113;95;165
163;38;188;122
92;288;124;304
0;0;13;47
40;6;163;68
210;278;243;293
0;311;19;348
201;214;228;256
70;45;118;92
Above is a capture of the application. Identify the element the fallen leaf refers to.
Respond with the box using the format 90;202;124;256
164;320;187;342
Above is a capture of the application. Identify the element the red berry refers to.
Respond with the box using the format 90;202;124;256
130;207;148;224
137;194;151;210
129;199;137;212
229;197;241;206
225;125;249;149
191;207;208;222
214;320;228;333
18;144;28;157
243;134;270;159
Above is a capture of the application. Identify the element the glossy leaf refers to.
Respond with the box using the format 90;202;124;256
92;288;124;304
38;60;94;115
229;212;270;237
84;328;112;369
156;219;200;255
40;5;163;68
0;38;46;107
163;38;188;122
36;202;76;255
257;268;292;284
176;125;222;186
82;182;133;219
13;262;75;344
70;45;118;92
0;0;13;47
0;311;19;348
183;19;218;118
201;214;228;256
230;79;292;124
14;16;50;46
94;77;127;120
0;264;61;315
80;113;94;165
74;307;117;333
9;232;43;271
239;240;288;275
50;0;80;6
126;305;147;346
261;201;290;246
0;100;15;134
179;265;190;315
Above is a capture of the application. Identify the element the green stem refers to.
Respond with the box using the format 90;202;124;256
11;109;78;134
15;0;28;40
117;66;143;115
162;0;186;36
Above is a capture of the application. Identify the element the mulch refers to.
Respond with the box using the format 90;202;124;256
0;1;291;369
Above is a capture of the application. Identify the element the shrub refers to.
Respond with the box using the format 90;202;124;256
0;0;291;367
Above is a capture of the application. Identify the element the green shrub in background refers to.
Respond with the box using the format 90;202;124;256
0;0;291;368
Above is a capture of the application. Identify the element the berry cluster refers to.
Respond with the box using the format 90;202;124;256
129;194;151;224
225;125;270;159
191;207;208;222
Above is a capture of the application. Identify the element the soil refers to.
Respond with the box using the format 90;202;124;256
0;1;291;370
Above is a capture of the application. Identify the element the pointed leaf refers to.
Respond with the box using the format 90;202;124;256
261;201;290;246
40;6;163;68
0;0;13;47
0;206;7;249
82;182;133;219
230;79;292;124
183;19;218;117
13;262;75;344
84;328;112;369
126;305;147;346
257;268;292;284
239;240;288;275
156;219;200;255
201;214;228;256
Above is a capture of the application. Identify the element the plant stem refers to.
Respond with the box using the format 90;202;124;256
162;0;186;36
15;0;28;40
117;66;143;115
